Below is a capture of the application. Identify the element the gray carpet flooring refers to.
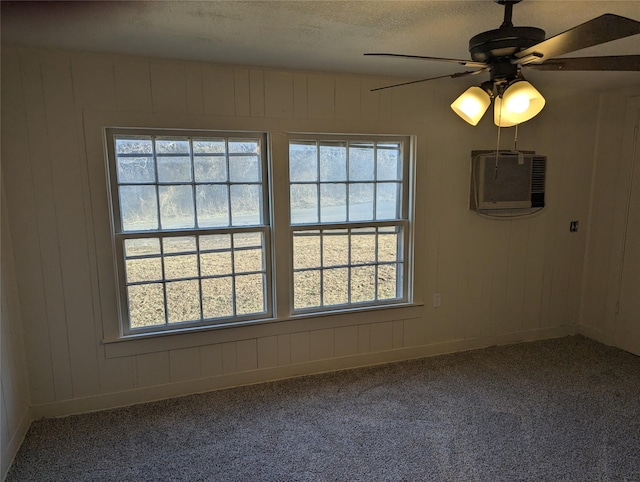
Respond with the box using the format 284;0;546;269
7;335;640;481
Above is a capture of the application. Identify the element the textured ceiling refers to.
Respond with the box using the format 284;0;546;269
2;1;639;91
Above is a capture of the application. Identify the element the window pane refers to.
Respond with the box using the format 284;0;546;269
233;232;262;248
194;155;227;182
196;185;229;227
159;185;195;229
293;231;320;270
289;142;318;182
351;228;376;265
157;156;192;183
378;264;400;300
322;268;349;306
320;183;347;223
117;156;155;184
320;142;347;182
290;184;318;224
156;138;189;154
234;248;263;273
124;238;160;257
119;185;158;231
193;138;225;154
126;257;162;283
163;236;196;254
322;230;349;267
351;265;376;303
378;228;400;263
349;142;374;181
128;283;165;328
166;280;201;323
229;139;260;154
348;183;374;221
236;274;265;315
230;185;262;225
376;182;401;220
164;254;198;280
377;143;402;180
294;270;320;309
202;277;233;319
229;155;260;182
200;251;232;277
116;137;152;155
200;234;231;251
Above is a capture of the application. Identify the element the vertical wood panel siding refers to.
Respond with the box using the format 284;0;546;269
21;51;74;402
580;88;640;345
203;65;235;116
186;64;204;116
2;49;56;406
2;46;615;417
1;178;32;479
114;56;153;113
150;61;188;114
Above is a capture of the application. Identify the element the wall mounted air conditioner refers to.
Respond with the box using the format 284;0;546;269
469;150;546;211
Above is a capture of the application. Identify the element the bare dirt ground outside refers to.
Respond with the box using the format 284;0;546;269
124;230;402;329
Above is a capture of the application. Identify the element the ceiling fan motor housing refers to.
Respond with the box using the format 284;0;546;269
469;26;546;62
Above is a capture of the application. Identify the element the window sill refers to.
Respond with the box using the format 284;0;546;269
103;303;424;358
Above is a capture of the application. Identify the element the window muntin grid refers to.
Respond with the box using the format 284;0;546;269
292;225;405;310
290;140;403;225
107;129;271;335
115;135;264;231
289;137;410;313
123;232;267;329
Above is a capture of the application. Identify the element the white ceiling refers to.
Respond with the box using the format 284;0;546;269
2;1;639;91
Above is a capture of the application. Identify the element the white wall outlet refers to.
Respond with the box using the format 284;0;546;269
433;292;441;307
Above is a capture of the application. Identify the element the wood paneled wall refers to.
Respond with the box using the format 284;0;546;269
1;182;31;478
580;88;640;348
1;46;600;418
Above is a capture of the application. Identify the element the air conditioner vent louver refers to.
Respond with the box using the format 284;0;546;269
470;150;546;211
531;156;546;193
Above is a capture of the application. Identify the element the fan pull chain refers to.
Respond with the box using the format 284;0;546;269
495;107;503;179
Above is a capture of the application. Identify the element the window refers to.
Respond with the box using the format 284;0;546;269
289;136;411;312
106;128;413;337
106;129;271;335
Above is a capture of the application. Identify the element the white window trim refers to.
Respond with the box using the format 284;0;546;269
88;110;423;358
105;127;273;337
287;133;413;314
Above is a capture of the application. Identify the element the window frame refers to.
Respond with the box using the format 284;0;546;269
105;127;273;337
287;133;413;315
103;126;416;343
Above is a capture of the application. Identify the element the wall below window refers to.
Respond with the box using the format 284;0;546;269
2;46;605;425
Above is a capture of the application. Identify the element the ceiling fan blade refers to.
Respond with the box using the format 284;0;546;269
364;53;488;69
370;69;488;92
515;14;640;63
524;55;640;71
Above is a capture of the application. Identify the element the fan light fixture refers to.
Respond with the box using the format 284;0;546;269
367;1;640;127
450;85;492;126
452;78;546;127
496;80;546;126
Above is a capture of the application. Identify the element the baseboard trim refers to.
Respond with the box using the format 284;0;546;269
576;324;607;345
1;406;32;481
31;327;573;420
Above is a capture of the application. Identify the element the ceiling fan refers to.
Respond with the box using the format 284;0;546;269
365;0;640;126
